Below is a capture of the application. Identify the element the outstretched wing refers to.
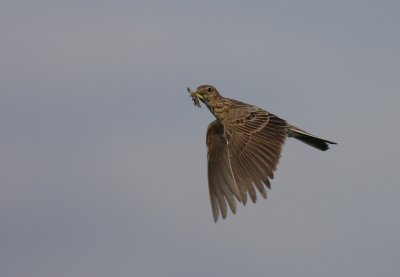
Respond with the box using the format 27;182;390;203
206;120;241;222
223;103;288;204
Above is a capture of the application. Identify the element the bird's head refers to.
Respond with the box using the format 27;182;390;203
194;85;221;106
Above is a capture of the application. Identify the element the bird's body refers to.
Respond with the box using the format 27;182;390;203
188;85;336;222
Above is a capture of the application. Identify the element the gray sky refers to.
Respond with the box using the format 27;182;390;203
1;1;399;276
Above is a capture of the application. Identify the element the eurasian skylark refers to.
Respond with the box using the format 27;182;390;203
187;85;336;222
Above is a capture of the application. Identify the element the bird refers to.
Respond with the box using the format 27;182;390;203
187;85;336;222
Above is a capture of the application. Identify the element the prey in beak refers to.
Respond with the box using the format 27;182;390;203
187;87;204;108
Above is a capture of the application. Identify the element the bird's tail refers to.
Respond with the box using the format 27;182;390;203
287;125;337;151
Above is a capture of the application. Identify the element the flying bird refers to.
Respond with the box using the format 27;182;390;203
187;85;336;222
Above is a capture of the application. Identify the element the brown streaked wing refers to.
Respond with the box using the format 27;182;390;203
223;105;288;205
206;120;241;222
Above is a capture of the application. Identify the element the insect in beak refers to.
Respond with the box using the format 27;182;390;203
187;87;202;108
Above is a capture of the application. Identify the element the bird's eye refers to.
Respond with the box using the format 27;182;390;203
207;87;212;92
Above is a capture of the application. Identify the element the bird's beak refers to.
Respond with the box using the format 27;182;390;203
195;91;205;100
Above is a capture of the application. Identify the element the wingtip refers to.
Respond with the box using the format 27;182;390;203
261;190;267;199
213;213;219;223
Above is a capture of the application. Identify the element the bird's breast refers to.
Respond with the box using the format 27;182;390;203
212;103;230;121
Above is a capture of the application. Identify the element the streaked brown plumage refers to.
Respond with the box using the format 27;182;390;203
188;85;336;222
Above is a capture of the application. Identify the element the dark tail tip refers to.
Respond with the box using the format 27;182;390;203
297;135;336;151
289;127;337;151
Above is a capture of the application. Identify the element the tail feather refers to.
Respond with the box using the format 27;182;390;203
288;126;337;151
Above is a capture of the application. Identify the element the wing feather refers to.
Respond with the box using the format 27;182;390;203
223;106;288;204
206;120;241;222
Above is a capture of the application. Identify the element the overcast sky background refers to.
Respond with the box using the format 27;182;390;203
1;1;400;276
